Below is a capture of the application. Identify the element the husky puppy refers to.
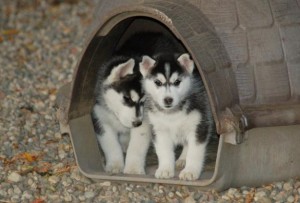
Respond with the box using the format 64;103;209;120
92;56;151;174
139;53;215;181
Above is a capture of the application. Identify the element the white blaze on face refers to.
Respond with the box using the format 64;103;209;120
165;63;171;80
103;89;140;128
130;90;139;102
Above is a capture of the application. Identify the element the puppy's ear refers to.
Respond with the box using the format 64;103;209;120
139;55;156;78
177;53;194;74
105;58;135;84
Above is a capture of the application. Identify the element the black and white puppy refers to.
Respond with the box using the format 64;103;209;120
92;56;151;174
139;53;215;181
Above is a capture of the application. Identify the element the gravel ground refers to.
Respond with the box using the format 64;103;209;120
0;1;300;202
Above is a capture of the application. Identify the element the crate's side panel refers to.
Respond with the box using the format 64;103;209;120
208;0;300;107
280;24;300;101
230;125;300;187
69;115;105;174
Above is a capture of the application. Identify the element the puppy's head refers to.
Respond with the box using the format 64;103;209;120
102;58;145;128
140;53;194;110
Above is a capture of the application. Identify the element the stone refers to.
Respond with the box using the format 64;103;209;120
287;195;295;202
21;191;33;200
13;186;22;195
48;175;60;185
175;191;183;198
99;181;111;187
184;193;196;203
63;191;72;202
283;182;293;191
168;192;175;198
84;191;96;199
257;197;272;203
8;172;22;182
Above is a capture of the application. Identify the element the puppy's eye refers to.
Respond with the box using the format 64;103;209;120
173;79;181;86
123;96;133;104
154;80;163;87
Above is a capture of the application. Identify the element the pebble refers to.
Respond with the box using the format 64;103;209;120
100;181;111;187
221;195;230;200
126;187;133;191
7;188;13;196
27;178;34;186
13;185;22;195
184;193;196;203
62;178;73;187
84;191;96;199
176;191;183;198
48;175;60;185
63;191;72;202
11;195;20;202
257;197;272;203
168;192;175;198
7;172;22;182
79;195;86;201
255;191;267;199
112;186;118;193
48;194;60;200
21;191;33;200
228;188;238;195
0;190;8;197
283;182;293;191
276;182;283;190
287;195;295;202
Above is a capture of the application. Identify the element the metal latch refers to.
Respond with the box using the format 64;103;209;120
220;108;248;145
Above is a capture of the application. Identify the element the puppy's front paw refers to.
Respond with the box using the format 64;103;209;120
179;168;200;181
105;161;124;174
123;165;145;175
175;159;186;169
155;168;174;179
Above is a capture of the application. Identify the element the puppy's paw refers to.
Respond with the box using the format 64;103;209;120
123;165;145;175
155;168;174;179
179;168;200;181
175;159;186;169
105;162;124;174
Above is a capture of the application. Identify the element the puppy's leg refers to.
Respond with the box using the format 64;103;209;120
124;122;151;175
179;135;207;181
119;134;130;153
176;143;187;169
97;125;124;174
154;131;175;179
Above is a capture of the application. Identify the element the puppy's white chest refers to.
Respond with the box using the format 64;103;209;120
149;110;201;143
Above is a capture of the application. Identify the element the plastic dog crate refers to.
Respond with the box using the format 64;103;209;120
56;0;300;191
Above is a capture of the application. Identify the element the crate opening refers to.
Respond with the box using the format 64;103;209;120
87;16;220;183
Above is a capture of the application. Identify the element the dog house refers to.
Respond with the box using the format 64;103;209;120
56;0;300;190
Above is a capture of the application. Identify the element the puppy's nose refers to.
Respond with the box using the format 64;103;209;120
164;97;173;105
132;120;142;127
